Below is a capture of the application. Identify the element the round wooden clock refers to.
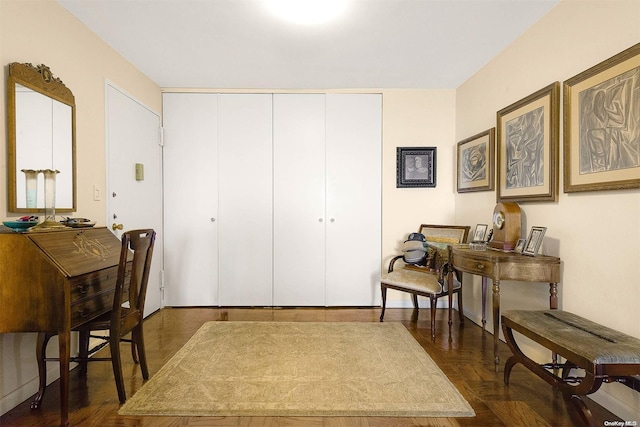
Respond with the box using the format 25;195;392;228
489;202;522;250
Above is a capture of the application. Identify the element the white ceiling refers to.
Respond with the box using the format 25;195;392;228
57;0;559;90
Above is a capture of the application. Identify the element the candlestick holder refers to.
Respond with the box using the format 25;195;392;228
37;169;64;228
21;169;39;209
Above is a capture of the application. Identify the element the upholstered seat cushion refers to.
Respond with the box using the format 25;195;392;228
381;268;461;294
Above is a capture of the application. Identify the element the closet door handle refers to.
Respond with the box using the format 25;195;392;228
318;218;323;222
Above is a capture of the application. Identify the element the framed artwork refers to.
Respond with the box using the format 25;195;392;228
396;147;437;188
523;226;546;256
496;82;560;202
514;238;526;254
563;43;640;193
457;128;495;193
472;224;488;241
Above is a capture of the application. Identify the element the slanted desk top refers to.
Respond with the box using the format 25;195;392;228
0;226;122;426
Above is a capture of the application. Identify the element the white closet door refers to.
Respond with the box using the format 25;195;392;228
325;94;382;306
273;94;327;306
163;93;219;306
218;94;273;306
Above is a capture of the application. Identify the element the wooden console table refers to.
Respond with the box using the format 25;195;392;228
0;227;123;427
450;245;561;371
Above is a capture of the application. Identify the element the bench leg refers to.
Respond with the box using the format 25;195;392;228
502;321;605;427
571;394;597;427
502;322;566;389
504;355;518;386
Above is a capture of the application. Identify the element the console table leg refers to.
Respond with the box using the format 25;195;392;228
549;282;558;310
481;276;487;331
492;278;500;372
549;282;559;366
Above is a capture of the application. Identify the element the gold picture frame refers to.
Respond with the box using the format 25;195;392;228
563;43;640;193
496;82;560;203
456;128;495;193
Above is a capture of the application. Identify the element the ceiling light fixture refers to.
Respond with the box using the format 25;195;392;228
265;0;347;25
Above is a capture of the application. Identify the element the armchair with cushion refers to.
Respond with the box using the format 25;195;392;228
379;224;470;339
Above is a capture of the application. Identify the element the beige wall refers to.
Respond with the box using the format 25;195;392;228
0;0;161;222
381;89;457;304
0;0;161;414
456;0;640;417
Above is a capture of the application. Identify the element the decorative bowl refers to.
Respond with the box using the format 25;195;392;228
469;241;488;251
60;218;96;228
3;220;39;232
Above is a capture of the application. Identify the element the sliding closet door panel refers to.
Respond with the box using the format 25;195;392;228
163;93;219;306
273;94;326;306
325;94;382;306
218;94;273;306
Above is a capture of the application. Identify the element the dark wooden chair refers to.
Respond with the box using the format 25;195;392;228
35;229;156;404
380;224;469;339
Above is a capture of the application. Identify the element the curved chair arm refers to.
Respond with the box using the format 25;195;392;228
388;255;405;273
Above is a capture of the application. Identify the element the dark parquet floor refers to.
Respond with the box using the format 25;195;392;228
0;307;622;426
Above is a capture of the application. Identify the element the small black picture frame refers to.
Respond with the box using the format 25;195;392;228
396;147;437;188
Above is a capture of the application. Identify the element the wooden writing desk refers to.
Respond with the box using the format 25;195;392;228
0;227;122;426
450;245;561;371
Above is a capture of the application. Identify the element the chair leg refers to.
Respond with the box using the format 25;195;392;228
131;337;139;364
31;332;53;409
429;296;437;340
457;290;465;325
132;324;149;380
411;294;419;309
78;330;90;375
379;286;387;322
110;334;126;403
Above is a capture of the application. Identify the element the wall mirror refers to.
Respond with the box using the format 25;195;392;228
7;62;76;213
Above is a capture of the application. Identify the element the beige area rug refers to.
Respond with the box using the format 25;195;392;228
119;321;475;418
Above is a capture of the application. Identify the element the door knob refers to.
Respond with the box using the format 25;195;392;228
112;223;123;231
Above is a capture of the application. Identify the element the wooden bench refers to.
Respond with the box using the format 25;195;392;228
502;310;640;426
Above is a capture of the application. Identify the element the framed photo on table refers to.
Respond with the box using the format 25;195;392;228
457;128;495;193
563;43;640;193
472;224;488;241
523;226;546;256
396;147;437;188
496;82;560;202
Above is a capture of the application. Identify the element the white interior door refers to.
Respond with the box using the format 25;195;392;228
218;94;273;306
273;94;327;306
162;93;219;306
325;94;382;306
106;84;163;315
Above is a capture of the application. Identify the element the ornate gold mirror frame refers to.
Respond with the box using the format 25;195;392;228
7;62;76;213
